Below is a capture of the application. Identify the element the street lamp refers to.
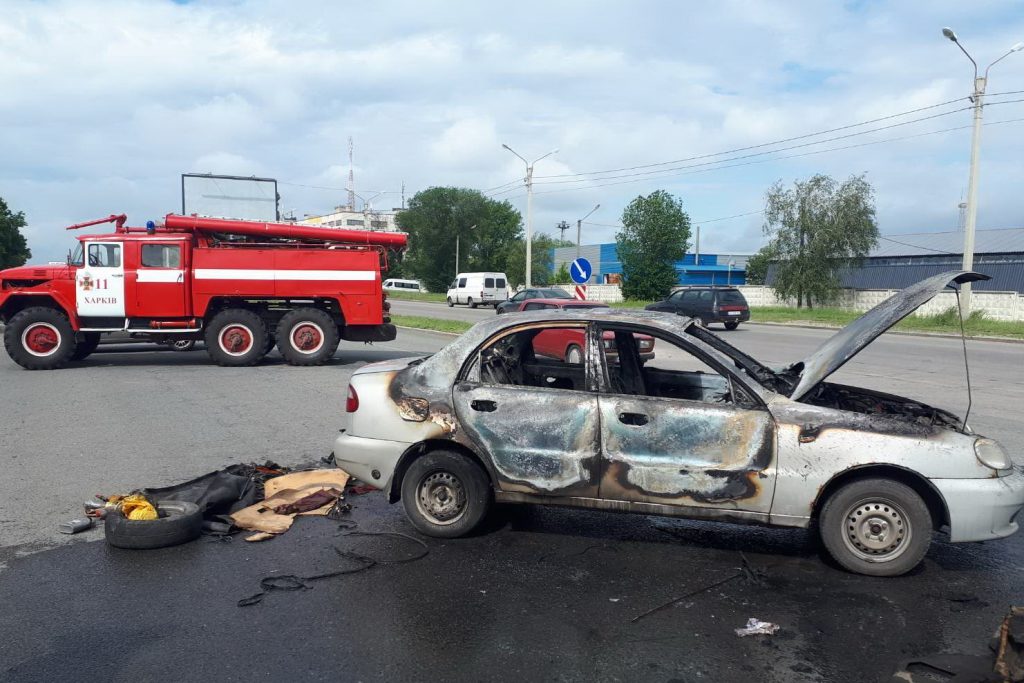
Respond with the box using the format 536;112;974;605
502;143;558;287
455;224;476;274
576;204;600;260
942;27;1024;311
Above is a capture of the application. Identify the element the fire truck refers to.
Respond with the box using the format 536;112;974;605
0;213;408;370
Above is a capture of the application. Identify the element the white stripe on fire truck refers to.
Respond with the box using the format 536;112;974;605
193;269;377;281
137;270;184;283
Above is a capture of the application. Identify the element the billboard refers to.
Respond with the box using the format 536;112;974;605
181;174;279;221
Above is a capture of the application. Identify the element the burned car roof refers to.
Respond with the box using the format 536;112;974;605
390;308;699;392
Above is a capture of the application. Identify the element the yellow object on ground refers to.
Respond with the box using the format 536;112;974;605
121;494;158;520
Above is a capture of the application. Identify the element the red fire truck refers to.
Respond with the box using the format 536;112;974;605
0;213;407;370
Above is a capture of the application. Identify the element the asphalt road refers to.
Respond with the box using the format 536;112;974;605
1;322;1023;681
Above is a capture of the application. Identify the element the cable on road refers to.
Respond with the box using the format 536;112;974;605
237;529;430;607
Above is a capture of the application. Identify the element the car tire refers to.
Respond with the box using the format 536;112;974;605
724;321;740;330
447;297;454;308
204;309;268;367
401;450;492;539
819;478;932;577
468;298;477;309
276;308;339;366
169;339;196;352
4;307;78;370
71;332;102;361
565;344;583;365
104;500;203;549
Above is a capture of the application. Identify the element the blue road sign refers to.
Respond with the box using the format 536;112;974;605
570;257;592;284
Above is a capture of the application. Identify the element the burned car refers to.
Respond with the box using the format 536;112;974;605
333;271;1024;576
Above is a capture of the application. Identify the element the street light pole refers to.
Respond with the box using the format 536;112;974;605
455;224;476;274
942;27;1024;311
576;203;600;260
502;144;558;287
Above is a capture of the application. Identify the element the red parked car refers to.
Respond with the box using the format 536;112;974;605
510;298;654;363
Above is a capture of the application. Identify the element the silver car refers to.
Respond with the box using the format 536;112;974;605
333;271;1024;576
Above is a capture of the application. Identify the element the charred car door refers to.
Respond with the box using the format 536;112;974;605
595;324;776;514
452;323;602;497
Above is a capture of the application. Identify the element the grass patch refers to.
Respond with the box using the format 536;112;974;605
750;306;1024;339
391;314;471;335
387;291;449;303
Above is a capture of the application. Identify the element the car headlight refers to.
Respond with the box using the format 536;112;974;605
975;438;1011;471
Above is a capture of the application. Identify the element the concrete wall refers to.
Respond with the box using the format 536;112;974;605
737;285;1024;322
553;283;1024;321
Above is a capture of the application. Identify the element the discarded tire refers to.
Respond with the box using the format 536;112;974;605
104;500;203;549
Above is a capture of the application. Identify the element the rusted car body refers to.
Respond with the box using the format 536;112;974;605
333;271;1024;575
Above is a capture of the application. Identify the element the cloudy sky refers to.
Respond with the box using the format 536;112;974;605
3;0;1023;262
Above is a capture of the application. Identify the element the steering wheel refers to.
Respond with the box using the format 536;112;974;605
88;254;100;266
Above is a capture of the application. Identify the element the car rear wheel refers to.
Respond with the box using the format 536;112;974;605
204;309;268;367
468;298;477;309
819;478;932;577
724;321;740;330
401;450;492;538
4;307;78;370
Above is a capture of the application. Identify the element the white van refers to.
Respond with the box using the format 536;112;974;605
383;278;425;293
446;272;509;308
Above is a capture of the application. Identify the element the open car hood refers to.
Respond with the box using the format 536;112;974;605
787;270;990;401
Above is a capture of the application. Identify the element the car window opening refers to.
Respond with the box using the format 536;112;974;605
601;325;755;407
477;327;588;392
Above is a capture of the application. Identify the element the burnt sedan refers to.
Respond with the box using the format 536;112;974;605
333;271;1024;576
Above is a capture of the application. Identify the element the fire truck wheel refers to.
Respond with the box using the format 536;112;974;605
71;332;102;361
276;308;340;366
204;309;269;367
4;307;77;370
104;500;203;549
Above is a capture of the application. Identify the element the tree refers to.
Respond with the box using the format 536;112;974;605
553;261;571;284
396;188;522;293
502;233;571;288
0;197;31;269
744;245;776;286
762;174;879;307
616;190;690;300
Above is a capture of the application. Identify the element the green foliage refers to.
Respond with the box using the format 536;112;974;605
763;174;878;308
0;197;31;269
553;261;571;284
744;245;775;285
616;190;690;300
396;187;522;293
502;233;568;287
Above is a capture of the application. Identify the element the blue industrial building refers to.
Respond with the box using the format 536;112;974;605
551;243;748;286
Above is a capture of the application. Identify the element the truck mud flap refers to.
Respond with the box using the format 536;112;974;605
341;324;397;343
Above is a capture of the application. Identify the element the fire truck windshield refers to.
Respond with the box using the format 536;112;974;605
69;243;84;266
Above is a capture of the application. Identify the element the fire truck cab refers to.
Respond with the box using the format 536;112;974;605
0;213;406;370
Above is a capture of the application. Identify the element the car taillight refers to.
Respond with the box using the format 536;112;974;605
346;384;359;413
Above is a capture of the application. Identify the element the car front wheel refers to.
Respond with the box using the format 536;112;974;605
401;450;491;538
447;297;454;307
819;478;932;576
